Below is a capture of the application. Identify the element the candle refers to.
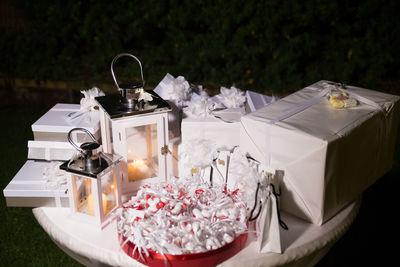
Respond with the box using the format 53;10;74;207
127;159;151;181
86;193;108;216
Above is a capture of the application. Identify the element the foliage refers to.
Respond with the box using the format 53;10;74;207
1;0;399;93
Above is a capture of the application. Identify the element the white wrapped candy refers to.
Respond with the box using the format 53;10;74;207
116;180;248;255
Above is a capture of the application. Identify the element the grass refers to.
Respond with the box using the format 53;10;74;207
0;107;82;266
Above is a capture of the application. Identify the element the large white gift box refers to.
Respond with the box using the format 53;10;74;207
29;103;100;161
3;160;69;207
240;80;400;225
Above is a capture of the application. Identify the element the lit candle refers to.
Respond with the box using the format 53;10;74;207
87;193;108;216
127;159;150;181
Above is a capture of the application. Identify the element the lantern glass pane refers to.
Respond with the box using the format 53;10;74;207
73;175;95;216
126;123;159;181
100;168;117;216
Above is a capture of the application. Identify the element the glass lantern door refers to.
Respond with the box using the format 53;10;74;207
100;168;118;216
112;114;168;193
72;175;95;216
125;123;159;181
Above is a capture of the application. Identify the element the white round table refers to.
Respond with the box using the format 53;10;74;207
33;197;361;267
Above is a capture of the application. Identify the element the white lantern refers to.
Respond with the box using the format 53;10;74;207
60;128;122;228
95;53;171;195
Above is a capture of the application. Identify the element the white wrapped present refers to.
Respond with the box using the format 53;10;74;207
181;108;244;149
181;86;276;149
29;103;100;161
3;160;69;207
32;103;100;142
240;80;400;225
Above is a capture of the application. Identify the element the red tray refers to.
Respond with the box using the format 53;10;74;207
119;232;248;267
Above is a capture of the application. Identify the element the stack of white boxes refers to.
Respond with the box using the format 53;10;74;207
3;103;100;207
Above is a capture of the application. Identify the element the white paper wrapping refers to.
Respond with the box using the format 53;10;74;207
181;111;242;149
31;103;100;142
240;80;400;225
246;90;277;112
3;160;69;207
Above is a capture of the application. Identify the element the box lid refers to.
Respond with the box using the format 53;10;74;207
242;80;400;142
3;160;68;198
32;103;100;133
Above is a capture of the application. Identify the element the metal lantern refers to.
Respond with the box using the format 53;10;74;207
60;128;122;228
95;53;171;194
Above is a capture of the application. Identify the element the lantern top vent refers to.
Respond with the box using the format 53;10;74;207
60;128;121;178
95;53;171;119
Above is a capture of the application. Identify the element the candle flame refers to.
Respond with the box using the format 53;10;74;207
130;159;145;166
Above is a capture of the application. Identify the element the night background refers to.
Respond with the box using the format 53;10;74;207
1;0;399;266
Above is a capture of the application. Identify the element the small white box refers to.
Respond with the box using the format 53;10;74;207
240;80;400;225
181;109;243;149
31;103;100;143
27;140;77;161
3;160;69;207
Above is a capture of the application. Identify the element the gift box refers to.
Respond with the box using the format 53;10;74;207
29;103;100;161
31;103;100;143
181;108;244;150
27;140;77;161
3;160;69;207
240;80;400;225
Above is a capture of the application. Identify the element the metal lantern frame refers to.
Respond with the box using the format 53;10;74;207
60;128;122;229
96;53;171;195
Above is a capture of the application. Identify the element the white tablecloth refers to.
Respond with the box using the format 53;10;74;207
33;196;361;267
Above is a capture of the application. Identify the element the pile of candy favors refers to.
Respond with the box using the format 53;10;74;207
115;178;248;262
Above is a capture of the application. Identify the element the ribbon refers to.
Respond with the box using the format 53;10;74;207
248;182;262;222
320;82;384;112
270;184;288;230
248;182;288;230
264;81;385;166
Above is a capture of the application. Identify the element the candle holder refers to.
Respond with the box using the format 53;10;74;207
60;128;122;229
95;53;171;194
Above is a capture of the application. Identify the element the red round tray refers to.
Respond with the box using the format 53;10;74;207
119;232;248;267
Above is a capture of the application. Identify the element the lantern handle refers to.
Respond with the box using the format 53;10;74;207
67;128;99;154
111;53;144;91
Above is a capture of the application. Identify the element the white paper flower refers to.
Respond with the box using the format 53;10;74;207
43;161;68;189
138;90;153;102
227;149;260;207
186;97;215;118
215;86;246;108
194;85;209;99
180;139;218;169
168;76;191;102
80;87;105;111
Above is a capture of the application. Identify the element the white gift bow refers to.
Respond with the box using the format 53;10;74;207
67;87;105;124
43;161;68;207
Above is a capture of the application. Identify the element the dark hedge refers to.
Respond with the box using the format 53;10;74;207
1;0;399;94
